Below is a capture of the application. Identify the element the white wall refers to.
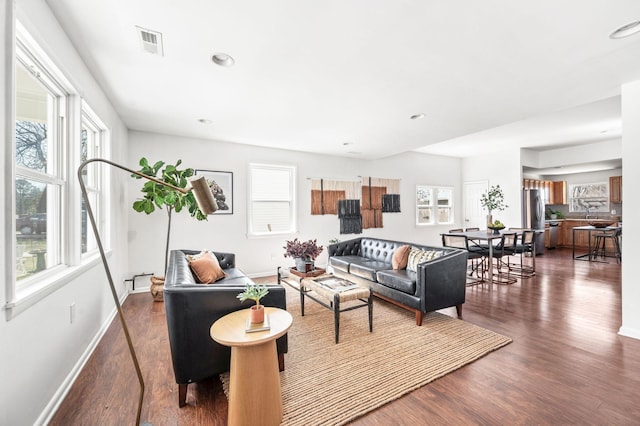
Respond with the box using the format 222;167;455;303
127;131;462;278
534;139;621;169
1;1;130;424
620;81;640;339
460;147;522;227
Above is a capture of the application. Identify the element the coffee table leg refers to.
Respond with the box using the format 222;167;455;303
301;282;305;317
368;291;373;333
334;293;340;344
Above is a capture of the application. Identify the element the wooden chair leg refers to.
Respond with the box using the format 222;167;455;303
415;311;423;326
178;383;188;407
456;304;462;318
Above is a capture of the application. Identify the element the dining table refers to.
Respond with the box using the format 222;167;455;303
442;229;536;285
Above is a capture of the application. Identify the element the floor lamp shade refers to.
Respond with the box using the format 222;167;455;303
77;158;217;425
189;175;218;214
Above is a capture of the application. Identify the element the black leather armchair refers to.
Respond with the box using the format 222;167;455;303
164;249;288;407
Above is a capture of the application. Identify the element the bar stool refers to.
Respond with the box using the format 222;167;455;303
592;228;622;263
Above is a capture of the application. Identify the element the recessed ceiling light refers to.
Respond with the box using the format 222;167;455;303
410;114;425;120
198;119;213;124
211;52;235;67
343;142;353;146
609;20;640;39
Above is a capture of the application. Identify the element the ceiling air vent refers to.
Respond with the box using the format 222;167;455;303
136;26;164;56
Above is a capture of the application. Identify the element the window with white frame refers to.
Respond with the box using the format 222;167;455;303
248;164;296;235
416;185;454;225
80;106;106;254
11;24;109;309
14;44;67;281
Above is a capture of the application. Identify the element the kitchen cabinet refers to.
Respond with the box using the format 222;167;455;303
552;181;566;204
560;219;618;250
523;179;567;205
609;176;622;203
544;223;550;247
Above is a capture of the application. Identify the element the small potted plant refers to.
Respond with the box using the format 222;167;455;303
283;238;324;272
237;283;269;323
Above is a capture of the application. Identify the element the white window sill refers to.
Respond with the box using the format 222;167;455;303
4;252;107;320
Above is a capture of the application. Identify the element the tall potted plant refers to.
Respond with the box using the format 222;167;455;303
480;184;508;227
132;157;210;299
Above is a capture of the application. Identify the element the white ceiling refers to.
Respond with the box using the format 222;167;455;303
46;1;640;166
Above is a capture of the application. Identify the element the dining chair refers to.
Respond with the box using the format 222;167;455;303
449;228;464;233
442;234;485;285
508;230;535;277
465;227;480;232
484;232;518;284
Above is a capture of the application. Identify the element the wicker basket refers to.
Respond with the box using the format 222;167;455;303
150;276;165;302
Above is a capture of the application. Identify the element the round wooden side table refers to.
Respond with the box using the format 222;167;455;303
210;307;292;426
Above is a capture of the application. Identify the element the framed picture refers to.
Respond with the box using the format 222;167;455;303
195;170;233;214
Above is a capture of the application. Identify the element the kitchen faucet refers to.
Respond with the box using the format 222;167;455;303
585;207;591;219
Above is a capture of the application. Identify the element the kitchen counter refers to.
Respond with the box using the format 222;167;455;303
559;219;620;250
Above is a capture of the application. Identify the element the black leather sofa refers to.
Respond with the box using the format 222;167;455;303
164;249;288;407
328;238;468;325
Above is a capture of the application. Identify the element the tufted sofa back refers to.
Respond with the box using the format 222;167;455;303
328;237;454;264
359;238;404;263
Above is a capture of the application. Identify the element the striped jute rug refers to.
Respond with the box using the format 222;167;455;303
221;285;511;425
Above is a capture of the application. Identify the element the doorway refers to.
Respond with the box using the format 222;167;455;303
464;180;488;229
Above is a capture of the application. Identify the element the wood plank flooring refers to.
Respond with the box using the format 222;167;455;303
49;248;640;425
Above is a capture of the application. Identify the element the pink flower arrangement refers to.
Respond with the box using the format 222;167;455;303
283;238;324;260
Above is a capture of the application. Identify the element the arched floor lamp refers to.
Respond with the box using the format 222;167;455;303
78;159;217;425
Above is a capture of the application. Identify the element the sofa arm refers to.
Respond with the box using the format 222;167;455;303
417;248;468;313
164;284;287;385
328;238;363;256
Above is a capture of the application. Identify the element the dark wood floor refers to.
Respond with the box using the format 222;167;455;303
50;248;640;425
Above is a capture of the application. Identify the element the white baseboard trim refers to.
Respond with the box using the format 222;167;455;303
36;291;130;426
618;325;640;340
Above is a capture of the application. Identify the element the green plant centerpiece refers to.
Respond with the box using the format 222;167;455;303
283;238;324;272
480;184;508;229
237;283;270;323
132;157;210;278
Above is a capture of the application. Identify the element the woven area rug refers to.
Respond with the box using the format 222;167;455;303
221;285;511;425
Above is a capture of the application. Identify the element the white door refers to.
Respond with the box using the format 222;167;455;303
464;180;488;229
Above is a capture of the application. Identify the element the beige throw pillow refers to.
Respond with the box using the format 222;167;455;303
392;245;411;269
188;250;227;283
406;248;444;272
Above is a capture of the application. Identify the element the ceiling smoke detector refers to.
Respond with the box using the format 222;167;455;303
136;26;164;56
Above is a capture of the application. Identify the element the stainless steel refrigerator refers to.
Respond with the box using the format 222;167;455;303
522;189;545;255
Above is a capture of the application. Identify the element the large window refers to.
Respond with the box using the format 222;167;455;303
15;45;66;281
248;164;296;236
416;185;454;225
10;25;109;312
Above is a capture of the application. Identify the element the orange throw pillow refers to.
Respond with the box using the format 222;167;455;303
392;245;411;269
188;251;226;283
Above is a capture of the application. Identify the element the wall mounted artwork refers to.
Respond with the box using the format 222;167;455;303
310;176;400;234
568;182;608;213
195;170;233;214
